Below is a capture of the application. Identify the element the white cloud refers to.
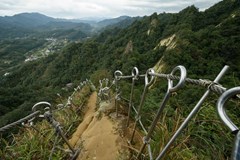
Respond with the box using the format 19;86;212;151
0;0;222;18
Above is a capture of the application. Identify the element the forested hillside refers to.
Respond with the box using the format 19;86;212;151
0;0;240;159
1;0;239;127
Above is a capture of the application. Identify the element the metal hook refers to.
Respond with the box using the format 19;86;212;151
168;65;187;92
132;67;139;80
114;70;123;81
36;103;79;159
137;65;186;159
155;65;229;160
145;68;155;87
32;102;52;118
130;68;154;144
217;86;240;133
127;67;139;127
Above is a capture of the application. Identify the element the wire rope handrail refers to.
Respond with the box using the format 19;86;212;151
107;65;240;159
0;79;94;159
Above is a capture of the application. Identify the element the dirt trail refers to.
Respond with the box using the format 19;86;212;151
69;92;97;147
69;92;130;160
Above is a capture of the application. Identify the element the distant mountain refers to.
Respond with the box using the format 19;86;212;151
0;12;55;29
0;12;93;30
0;13;134;30
0;12;95;39
0;13;138;39
95;16;132;28
38;21;92;34
103;16;142;30
71;17;107;24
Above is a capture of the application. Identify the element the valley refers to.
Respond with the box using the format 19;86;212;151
24;38;68;62
0;13;138;76
0;37;69;75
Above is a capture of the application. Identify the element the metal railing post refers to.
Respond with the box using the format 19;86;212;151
32;102;80;160
156;65;229;160
127;67;139;127
130;68;155;144
136;65;187;159
114;70;123;117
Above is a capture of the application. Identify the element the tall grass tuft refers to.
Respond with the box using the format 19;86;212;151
0;85;92;159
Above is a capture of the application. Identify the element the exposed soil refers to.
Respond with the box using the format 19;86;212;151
68;92;131;160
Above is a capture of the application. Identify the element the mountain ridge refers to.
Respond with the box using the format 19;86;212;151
0;12;135;29
0;12;55;28
0;12;138;40
0;0;240;159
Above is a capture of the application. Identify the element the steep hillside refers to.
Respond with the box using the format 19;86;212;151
0;83;94;159
0;0;240;159
1;0;239;123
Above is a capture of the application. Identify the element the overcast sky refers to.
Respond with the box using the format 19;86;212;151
0;0;222;19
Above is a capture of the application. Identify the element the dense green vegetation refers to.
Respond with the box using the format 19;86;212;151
0;0;240;159
0;38;47;72
0;84;92;159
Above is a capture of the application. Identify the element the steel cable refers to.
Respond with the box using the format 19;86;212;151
115;72;227;95
0;111;40;132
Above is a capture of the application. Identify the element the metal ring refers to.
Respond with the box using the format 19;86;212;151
168;65;187;92
145;68;155;87
114;70;123;81
217;86;240;133
132;67;139;80
32;101;52;117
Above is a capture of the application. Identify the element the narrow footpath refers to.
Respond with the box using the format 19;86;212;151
69;92;130;160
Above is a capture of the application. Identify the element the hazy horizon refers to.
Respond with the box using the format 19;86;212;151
0;0;222;19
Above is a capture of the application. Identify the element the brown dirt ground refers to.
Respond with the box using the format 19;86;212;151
68;92;131;160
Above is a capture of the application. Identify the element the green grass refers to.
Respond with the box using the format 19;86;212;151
0;84;92;159
119;80;238;160
134;101;235;160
